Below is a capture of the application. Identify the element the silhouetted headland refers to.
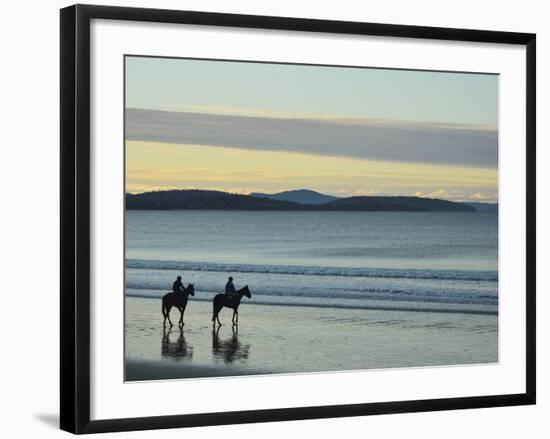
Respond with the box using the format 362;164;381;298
462;201;499;213
126;189;484;212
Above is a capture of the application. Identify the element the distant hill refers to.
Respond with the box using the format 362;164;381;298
321;196;475;212
250;189;339;205
462;202;498;213
127;190;475;212
126;190;305;210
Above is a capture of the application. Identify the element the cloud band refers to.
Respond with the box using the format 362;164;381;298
126;108;497;168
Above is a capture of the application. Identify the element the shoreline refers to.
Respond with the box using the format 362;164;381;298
126;293;498;316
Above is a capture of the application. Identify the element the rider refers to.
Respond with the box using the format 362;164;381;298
172;276;185;294
225;276;238;299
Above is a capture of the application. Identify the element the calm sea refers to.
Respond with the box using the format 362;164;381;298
125;211;498;315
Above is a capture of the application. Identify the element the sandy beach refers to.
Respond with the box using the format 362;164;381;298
125;295;497;381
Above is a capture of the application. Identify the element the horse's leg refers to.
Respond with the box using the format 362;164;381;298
212;307;217;326
213;300;224;326
179;305;185;327
166;305;173;326
232;309;236;325
235;309;238;325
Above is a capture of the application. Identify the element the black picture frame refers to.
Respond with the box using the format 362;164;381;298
60;4;536;434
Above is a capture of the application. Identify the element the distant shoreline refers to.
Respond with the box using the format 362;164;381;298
126;189;497;212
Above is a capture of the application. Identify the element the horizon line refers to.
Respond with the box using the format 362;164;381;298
125;187;498;204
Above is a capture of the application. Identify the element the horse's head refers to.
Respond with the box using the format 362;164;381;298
186;283;195;296
243;285;252;299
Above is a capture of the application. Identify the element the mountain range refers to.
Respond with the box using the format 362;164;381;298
126;189;497;212
250;189;339;205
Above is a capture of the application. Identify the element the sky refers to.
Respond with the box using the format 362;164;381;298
125;56;498;202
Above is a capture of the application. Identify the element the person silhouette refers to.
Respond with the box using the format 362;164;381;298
225;276;238;299
172;276;185;294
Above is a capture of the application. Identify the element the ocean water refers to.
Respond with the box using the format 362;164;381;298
125;211;498;315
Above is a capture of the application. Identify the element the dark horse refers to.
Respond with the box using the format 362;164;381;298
162;284;195;328
212;286;252;326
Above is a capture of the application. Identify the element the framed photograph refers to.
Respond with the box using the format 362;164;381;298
60;4;536;434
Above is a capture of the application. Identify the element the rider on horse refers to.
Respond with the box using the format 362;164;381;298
173;276;185;294
225;276;239;300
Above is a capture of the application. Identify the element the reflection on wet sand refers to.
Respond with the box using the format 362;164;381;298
212;326;250;364
161;326;193;360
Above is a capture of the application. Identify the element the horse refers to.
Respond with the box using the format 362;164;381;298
212;285;252;326
162;283;195;328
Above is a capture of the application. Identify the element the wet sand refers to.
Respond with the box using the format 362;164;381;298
125;296;497;381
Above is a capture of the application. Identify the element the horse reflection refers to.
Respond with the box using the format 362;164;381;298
161;326;193;360
212;325;250;364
